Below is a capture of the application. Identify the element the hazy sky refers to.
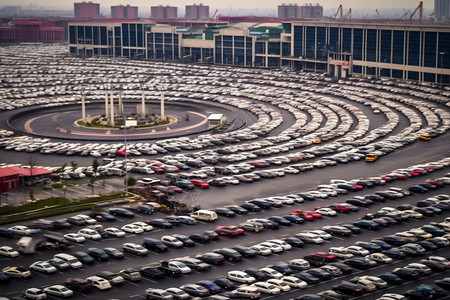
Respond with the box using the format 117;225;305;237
2;0;434;10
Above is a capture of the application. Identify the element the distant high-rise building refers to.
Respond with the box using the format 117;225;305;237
278;3;323;19
1;6;21;17
111;5;138;19
74;1;100;19
151;5;178;19
185;3;209;20
435;0;450;20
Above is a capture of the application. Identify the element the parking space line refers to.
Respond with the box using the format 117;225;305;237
129;294;145;298
141;277;157;283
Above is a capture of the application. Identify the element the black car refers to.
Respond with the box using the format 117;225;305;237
0;228;14;238
53;219;72;229
163;216;182;226
434;277;450;290
297;193;315;201
282;215;304;224
0;271;10;283
428;237;449;247
88;211;116;222
203;231;220;240
294;295;323;300
303;255;326;267
271;263;293;275
247;199;272;209
175;180;195;190
109;208;135;218
231;245;257;258
103;247;124;259
284;237;305;248
422;225;445;236
381;235;408;246
419;260;449;272
172;257;211;272
305;268;332;280
73;251;95;265
244;268;267;281
328;263;353;275
135;205;154;215
292;272;321;284
332;281;365;296
208;179;228;187
323;226;352;236
268;216;292;226
354;241;382;252
248;219;279;229
378;273;404;285
146;219;173;229
392;268;421;280
167;234;193;247
344;258;377;270
417;240;439;251
382;248;407;259
341;224;361;234
143;238;169;252
196;252;225;265
397;245;420;257
189;233;211;243
139;265;165;279
240;203;261;212
364;194;385;202
213;248;241;262
196;280;222;295
225;205;248;214
213;277;237;291
87;248;110;262
214;208;236;217
353;220;379;230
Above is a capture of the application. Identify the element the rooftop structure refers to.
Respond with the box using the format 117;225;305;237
111;5;138;19
74;1;100;19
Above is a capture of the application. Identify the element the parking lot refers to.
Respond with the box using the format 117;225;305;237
0;44;450;300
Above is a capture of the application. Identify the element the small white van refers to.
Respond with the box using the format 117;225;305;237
190;210;218;222
54;253;83;269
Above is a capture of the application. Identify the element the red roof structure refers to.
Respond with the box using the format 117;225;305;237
0;167;52;177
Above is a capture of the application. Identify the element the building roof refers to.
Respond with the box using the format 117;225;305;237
207;114;224;121
0;166;52;177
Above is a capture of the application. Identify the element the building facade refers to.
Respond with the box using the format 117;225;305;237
185;4;209;20
151;6;178;20
111;5;138;19
0;19;64;42
68;20;450;84
74;1;100;19
435;0;450;20
278;4;323;19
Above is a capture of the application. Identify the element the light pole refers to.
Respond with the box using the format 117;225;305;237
123;117;129;197
439;52;445;94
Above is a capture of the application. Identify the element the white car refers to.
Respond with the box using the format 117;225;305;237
86;275;112;290
249;245;272;255
296;232;323;244
307;191;328;199
122;243;148;256
161;236;184;248
288;259;310;271
366;253;393;264
308;230;332;240
43;285;73;298
267;279;291;292
121;224;144;234
329;247;354;259
258;242;283;253
406;263;432;274
281;276;307;288
9;225;35;235
23;288;47;300
75;214;97;225
63;233;86;243
403;210;423;219
268;239;292;251
424;256;450;266
359;276;388;289
346;245;370;256
29;261;57;274
227;270;256;284
0;246;19;257
104;227;126;237
78;228;101;240
131;222;153;232
260;267;283;279
167;261;191;274
315;208;337;216
251;282;281;295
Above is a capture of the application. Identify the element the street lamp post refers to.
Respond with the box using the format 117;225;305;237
439;52;445;94
124;117;129;197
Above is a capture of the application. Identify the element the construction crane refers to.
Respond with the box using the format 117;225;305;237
345;8;352;20
334;4;343;20
410;1;423;24
210;9;219;21
375;9;384;20
398;11;410;23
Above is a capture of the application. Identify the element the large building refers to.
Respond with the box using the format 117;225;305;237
0;19;64;42
278;3;323;19
151;6;178;20
74;1;100;19
68;20;450;85
435;0;450;20
111;5;138;19
185;3;209;20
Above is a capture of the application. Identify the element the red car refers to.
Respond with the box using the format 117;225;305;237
290;210;314;221
310;252;337;262
115;150;128;157
167;185;183;193
325;204;349;213
425;179;444;187
65;278;92;293
379;175;394;182
304;210;322;219
248;161;267;168
190;179;209;189
152;185;174;194
215;225;244;236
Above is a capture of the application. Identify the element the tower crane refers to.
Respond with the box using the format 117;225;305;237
334;4;343;20
409;1;423;24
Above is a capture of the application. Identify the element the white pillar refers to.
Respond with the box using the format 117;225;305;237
81;94;86;122
105;90;109;122
118;90;123;114
110;91;115;126
161;90;165;120
141;90;146;118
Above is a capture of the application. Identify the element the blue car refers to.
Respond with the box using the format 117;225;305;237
283;215;305;224
354;241;382;252
293;272;321;284
409;185;428;193
370;239;392;250
179;216;197;225
353;220;379;230
197;280;222;294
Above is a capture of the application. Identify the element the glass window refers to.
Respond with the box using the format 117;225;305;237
424;72;435;82
129;24;136;47
408;71;419;80
424;32;437;68
246;37;252;47
215;48;221;64
234;36;244;48
438;33;450;68
69;26;76;44
100;27;107;45
255;42;265;54
380;30;391;63
255;56;264;67
246;49;252;66
282;42;291;57
155;33;163;44
353;29;363;60
268;42;280;55
343;28;351;52
268;57;280;68
77;26;84;40
329;27;339;52
137;24;143;47
366;66;376;75
293;26;303;57
380;68;391;77
93;26;99;45
408;31;420;66
392;30;404;64
305;26;315;59
317;27;326;59
122;24;129;47
70;46;76;53
223;47;232;64
223;36;232;47
283;23;292;34
366;29;377;62
164;33;172;43
392;69;403;79
235;48;244;65
353;65;362;73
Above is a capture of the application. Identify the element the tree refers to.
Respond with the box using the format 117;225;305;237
26;156;37;187
125;176;137;187
55;163;67;174
70;161;78;172
92;159;99;175
88;177;96;195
